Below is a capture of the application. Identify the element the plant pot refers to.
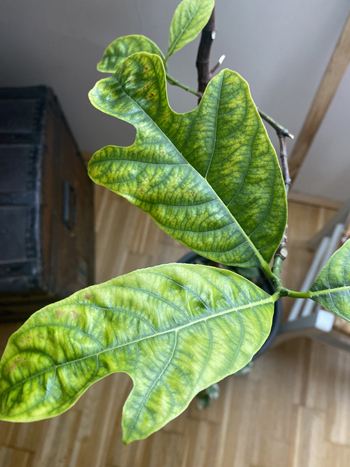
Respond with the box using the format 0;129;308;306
177;251;282;359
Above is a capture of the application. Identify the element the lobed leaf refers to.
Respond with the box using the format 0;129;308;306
167;0;215;58
97;34;164;73
310;240;350;320
0;264;275;443
88;53;287;270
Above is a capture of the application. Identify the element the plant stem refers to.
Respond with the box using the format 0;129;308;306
166;74;201;97
278;134;292;193
272;256;284;283
279;288;312;299
196;9;216;96
272;132;293;282
258;109;294;140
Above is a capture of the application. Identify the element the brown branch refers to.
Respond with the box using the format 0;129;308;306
272;134;292;282
278;134;292;194
259;110;294;140
196;9;216;97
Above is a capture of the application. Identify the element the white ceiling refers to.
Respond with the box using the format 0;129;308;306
1;0;349;200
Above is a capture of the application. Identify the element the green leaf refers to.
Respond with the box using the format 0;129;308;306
97;34;164;73
88;53;287;271
310;240;350;320
167;0;215;58
0;264;275;443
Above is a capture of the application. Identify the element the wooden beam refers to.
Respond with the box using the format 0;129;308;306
289;14;350;182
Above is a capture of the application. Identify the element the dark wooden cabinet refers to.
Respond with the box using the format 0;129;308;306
0;86;94;320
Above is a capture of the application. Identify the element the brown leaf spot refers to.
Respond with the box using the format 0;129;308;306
8;356;26;372
55;309;65;319
70;310;79;320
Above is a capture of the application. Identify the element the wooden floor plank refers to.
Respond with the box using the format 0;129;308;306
2;188;350;466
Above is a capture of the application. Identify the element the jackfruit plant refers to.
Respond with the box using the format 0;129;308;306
1;0;349;444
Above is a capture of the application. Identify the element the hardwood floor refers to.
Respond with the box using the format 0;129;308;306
1;187;349;467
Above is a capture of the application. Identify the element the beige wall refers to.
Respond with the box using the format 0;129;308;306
0;0;349;200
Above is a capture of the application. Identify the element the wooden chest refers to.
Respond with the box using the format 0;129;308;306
0;86;94;320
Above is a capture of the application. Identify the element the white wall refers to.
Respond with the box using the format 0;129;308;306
1;0;349;200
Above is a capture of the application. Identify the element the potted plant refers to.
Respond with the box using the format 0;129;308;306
0;0;349;445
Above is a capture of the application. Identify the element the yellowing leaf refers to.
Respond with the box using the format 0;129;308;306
310;240;350;320
0;264;275;443
89;53;287;271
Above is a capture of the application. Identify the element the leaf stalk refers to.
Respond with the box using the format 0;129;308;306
279;288;312;299
166;74;201;97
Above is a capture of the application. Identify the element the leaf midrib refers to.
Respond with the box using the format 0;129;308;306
0;295;275;401
204;72;222;178
311;285;350;297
